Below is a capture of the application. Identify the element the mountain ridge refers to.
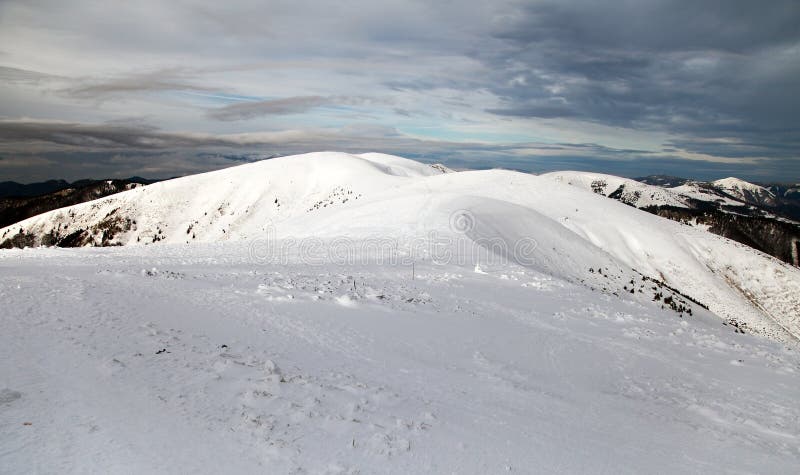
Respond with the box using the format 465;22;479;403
545;171;800;267
0;176;162;198
2;151;798;344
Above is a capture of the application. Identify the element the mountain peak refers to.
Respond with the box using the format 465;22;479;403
712;177;776;206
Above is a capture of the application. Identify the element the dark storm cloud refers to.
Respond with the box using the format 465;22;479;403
494;1;799;53
483;0;800;159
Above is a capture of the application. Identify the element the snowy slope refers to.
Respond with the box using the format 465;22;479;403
713;177;777;207
2;152;799;343
427;170;800;343
540;171;779;211
541;171;691;208
0;152;444;246
671;181;746;206
2;240;800;473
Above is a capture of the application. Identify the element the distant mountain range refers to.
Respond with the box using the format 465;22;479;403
547;172;800;267
637;175;800;220
0;177;160;198
0;177;160;229
635;175;691;187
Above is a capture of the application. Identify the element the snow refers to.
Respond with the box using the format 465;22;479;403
2;241;800;473
541;171;690;208
712;177;771;197
671;182;747;207
712;177;776;206
2;152;800;472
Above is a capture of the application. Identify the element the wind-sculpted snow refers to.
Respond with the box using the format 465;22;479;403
1;151;799;344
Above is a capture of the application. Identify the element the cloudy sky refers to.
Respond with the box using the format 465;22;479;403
0;0;798;182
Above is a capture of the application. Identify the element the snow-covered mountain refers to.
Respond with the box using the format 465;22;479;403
543;172;778;210
0;178;152;229
2;152;800;473
544;171;800;267
542;171;691;208
768;183;800;199
670;181;748;206
542;172;780;210
2;152;799;343
713;177;777;207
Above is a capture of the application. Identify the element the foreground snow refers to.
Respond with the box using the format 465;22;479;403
1;242;799;474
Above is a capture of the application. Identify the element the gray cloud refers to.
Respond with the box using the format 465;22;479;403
0;119;494;180
0;0;798;181
0;66;64;84
494;1;800;54
0;64;217;100
480;0;800;161
0;118;793;183
66;70;213;98
0;120;215;149
0;118;476;154
208;96;378;121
